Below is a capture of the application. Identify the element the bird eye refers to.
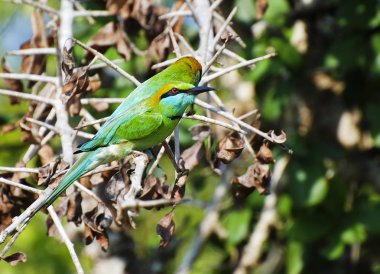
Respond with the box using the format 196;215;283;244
171;88;179;94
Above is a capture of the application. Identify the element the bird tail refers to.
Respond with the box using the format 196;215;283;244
40;150;97;210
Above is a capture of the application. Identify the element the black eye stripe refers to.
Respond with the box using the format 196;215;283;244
160;87;183;99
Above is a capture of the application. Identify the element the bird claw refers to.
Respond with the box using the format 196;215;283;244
177;168;189;177
176;158;189;177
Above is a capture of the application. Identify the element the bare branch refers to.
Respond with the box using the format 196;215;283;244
201;53;276;84
176;169;232;274
0;177;42;194
0;166;39;174
73;10;112;18
72;38;141;86
0;89;55;105
210;7;237;51
121;198;184;210
159;10;191;20
195;98;276;143
6;48;57;56
184;114;247;134
47;207;84;274
5;0;59;15
233;157;290;274
0;73;58;85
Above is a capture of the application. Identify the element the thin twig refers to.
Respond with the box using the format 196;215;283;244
72;10;112;18
0;177;42;194
6;0;59;15
0;219;28;259
176;169;232;274
0;73;58;85
47;206;84;274
195;98;275;143
0;89;55;105
233;157;289;274
6;48;57;56
203;41;226;76
72;38;141;86
201;53;276;84
159;10;191;20
80;97;124;104
0;166;39;174
184;114;247;134
210;7;237;51
121;198;184;209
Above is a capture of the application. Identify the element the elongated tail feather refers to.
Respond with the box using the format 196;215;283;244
42;151;97;208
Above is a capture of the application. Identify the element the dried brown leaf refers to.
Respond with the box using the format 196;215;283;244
20;11;47;85
157;211;175;248
84;224;94;245
83;205;113;233
66;192;83;225
1;58;23;104
104;172;127;203
216;131;244;164
269;130;287;144
90;101;109;112
84;22;131;63
87;74;102;93
232;162;271;196
256;144;274;164
181;141;204;171
2;124;18;133
139;172;169;202
256;0;268;20
189;124;211;142
95;230;109;252
61;46;75;76
2;252;27;266
38;145;55;166
147;35;170;68
83;205;111;251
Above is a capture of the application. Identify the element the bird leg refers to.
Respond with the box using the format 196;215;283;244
162;141;189;177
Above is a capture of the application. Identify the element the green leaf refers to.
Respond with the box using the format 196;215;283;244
341;223;367;244
286;241;304;274
222;209;252;245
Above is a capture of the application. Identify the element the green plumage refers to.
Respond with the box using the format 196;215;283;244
38;56;213;210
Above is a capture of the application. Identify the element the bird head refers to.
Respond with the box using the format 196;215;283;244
157;81;214;117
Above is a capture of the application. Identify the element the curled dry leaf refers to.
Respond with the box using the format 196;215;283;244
147;35;171;68
38;144;55;166
139;173;170;202
20;11;47;87
66;192;83;225
232;144;274;197
61;46;75;76
2;252;27;266
83;204;113;251
269;130;287;144
62;67;89;102
256;0;269;20
216;131;244;164
157;211;175;248
256;144;274;164
38;160;69;187
84;21;131;63
1;58;23;104
0;173;36;230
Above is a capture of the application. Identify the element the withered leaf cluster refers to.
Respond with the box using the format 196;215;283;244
62;46;101;115
232;144;275;198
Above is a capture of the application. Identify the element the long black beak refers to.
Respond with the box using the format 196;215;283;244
188;86;215;95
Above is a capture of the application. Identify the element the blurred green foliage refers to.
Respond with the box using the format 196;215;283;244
1;0;380;274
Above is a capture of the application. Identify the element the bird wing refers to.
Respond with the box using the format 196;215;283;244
80;105;162;152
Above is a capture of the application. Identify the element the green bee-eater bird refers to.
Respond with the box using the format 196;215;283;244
41;56;213;209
